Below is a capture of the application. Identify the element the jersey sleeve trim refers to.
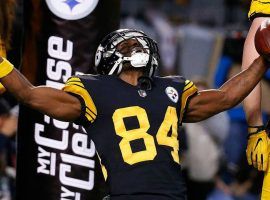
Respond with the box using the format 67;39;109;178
248;0;270;20
179;80;198;124
63;77;97;124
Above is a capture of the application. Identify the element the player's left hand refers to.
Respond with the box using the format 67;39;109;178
246;124;270;171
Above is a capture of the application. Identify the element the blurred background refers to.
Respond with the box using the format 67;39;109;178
1;0;269;200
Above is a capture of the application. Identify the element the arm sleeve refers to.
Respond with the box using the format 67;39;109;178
62;76;97;126
249;0;270;21
180;79;198;124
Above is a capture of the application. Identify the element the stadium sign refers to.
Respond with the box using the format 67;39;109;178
46;0;99;20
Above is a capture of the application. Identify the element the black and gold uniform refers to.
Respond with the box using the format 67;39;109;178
249;0;270;20
63;74;197;200
248;1;270;199
0;39;6;93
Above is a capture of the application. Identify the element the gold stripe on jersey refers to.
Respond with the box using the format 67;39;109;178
248;0;270;19
179;80;198;123
65;77;84;87
63;77;97;123
96;152;108;181
0;39;7;93
0;39;6;58
0;58;14;78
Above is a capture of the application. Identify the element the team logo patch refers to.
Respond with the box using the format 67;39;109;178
165;87;179;103
46;0;99;20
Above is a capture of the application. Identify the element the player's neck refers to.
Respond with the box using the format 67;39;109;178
119;70;143;86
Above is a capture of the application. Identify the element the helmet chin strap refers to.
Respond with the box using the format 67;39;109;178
125;52;154;91
137;76;153;91
108;52;155;91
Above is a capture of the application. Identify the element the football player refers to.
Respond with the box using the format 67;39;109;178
243;1;270;199
0;28;269;200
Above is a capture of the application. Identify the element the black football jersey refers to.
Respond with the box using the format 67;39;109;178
63;75;197;200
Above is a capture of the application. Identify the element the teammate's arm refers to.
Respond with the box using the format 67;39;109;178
0;57;82;121
184;56;268;123
242;17;265;126
241;17;270;172
243;3;270;196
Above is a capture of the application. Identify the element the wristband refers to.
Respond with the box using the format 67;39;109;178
248;125;265;133
247;125;265;138
0;58;14;78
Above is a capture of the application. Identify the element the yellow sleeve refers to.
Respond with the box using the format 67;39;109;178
0;39;7;93
179;80;198;123
0;39;6;58
249;0;270;20
62;77;97;124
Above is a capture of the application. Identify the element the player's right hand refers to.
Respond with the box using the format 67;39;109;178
246;125;270;171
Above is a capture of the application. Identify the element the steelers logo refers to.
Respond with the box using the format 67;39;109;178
165;86;179;103
46;0;99;20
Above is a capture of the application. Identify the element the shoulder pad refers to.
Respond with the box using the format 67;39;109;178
161;75;186;83
76;74;100;81
170;75;185;83
63;76;97;124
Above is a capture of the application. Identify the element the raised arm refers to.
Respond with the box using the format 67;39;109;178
0;57;81;121
242;17;266;126
184;56;268;123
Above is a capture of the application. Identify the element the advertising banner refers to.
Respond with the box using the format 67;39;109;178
17;1;120;199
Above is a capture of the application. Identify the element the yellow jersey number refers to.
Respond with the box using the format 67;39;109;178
112;106;179;165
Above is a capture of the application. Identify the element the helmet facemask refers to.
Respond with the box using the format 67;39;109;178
95;29;160;78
